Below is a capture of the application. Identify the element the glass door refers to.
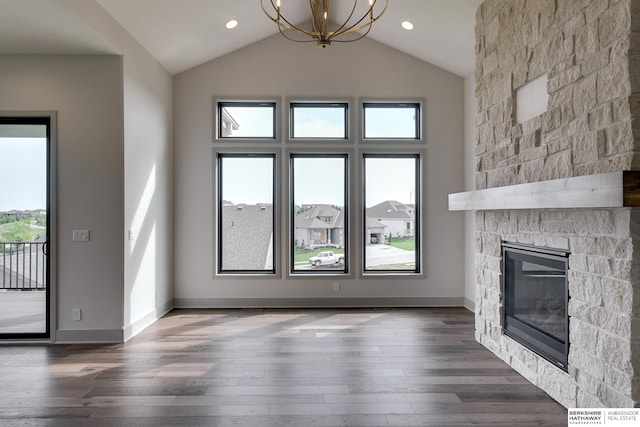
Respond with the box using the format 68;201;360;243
0;117;50;338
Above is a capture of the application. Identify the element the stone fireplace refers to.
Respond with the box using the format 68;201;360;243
473;207;639;408
450;0;640;408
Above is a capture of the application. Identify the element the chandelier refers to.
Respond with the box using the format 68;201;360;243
261;0;388;49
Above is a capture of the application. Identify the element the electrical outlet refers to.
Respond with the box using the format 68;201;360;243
333;282;340;292
72;308;82;321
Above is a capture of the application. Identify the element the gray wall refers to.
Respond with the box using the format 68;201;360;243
0;54;125;337
57;0;175;339
174;33;466;305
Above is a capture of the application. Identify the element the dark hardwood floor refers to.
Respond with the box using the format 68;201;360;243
0;308;567;426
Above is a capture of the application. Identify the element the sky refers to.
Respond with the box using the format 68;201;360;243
224;104;417;140
221;156;274;205
0;137;47;212
293;157;345;206
365;157;416;206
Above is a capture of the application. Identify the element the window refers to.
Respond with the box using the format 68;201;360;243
213;96;425;278
217;154;275;273
290;102;348;139
217;101;277;139
363;154;420;273
363;102;421;140
291;154;348;274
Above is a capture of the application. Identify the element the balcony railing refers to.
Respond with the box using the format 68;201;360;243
0;242;46;290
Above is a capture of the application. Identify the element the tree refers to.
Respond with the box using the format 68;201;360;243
0;222;32;242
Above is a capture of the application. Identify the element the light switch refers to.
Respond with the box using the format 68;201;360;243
72;229;90;241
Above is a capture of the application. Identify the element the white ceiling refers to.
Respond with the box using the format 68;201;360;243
0;0;482;77
0;0;115;55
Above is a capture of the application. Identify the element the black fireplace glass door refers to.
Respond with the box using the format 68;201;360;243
509;255;567;342
503;244;569;369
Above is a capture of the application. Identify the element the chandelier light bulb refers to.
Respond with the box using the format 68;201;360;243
261;0;388;48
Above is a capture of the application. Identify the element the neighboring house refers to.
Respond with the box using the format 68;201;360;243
220;108;239;137
294;204;389;248
0;210;45;221
366;200;415;238
221;204;273;270
294;204;344;249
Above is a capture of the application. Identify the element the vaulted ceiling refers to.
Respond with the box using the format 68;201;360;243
0;0;482;76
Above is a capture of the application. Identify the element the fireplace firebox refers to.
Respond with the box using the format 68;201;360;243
502;242;569;371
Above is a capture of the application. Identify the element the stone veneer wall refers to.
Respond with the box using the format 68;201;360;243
474;0;640;407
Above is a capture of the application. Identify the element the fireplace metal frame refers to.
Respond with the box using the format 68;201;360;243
502;242;569;371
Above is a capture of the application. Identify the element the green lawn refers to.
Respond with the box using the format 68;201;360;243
387;237;415;251
0;220;45;243
294;246;344;263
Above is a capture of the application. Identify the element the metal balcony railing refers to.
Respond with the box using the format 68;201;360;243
0;242;46;290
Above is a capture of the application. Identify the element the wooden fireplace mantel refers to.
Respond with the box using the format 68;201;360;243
448;171;640;211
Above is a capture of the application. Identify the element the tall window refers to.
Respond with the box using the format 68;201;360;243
363;154;420;273
291;154;348;274
217;154;275;273
290;102;348;139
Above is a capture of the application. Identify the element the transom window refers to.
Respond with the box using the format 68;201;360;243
363;102;421;140
217;101;277;139
290;102;349;139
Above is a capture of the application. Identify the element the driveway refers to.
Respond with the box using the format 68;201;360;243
365;244;414;268
294;244;414;270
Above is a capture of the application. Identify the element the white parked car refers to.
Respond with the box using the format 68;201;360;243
308;251;344;267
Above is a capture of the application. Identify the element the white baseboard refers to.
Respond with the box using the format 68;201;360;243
123;300;174;342
173;297;465;308
463;297;475;312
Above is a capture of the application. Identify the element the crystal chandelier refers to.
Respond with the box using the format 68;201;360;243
261;0;388;49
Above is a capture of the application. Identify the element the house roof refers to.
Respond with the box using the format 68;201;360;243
295;205;344;229
366;217;387;229
366;200;414;220
221;204;273;270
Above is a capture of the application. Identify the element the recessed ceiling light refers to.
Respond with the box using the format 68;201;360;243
402;21;414;31
226;19;238;29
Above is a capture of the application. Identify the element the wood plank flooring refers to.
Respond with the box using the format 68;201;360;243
0;308;568;426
